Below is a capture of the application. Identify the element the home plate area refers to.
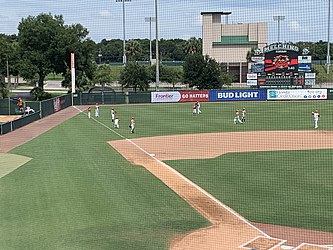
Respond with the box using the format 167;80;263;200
240;236;333;250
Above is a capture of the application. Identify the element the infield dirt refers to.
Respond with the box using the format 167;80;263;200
1;107;333;249
110;131;333;249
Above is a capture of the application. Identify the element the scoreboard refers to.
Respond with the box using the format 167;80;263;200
248;43;315;88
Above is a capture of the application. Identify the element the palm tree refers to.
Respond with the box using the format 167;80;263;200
184;37;202;55
126;40;142;62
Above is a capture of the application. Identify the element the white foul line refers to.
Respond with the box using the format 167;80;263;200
73;105;269;237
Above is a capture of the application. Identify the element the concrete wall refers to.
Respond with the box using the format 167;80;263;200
202;13;268;64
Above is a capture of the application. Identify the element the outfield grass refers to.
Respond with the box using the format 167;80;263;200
0;113;209;249
95;101;333;138
1;101;333;249
166;149;333;233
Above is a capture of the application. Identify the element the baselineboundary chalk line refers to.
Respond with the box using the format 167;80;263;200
73;105;270;236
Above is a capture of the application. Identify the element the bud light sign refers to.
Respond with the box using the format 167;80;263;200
209;90;267;101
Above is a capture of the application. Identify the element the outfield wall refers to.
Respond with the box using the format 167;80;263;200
0;94;71;135
151;89;330;102
1;89;333;135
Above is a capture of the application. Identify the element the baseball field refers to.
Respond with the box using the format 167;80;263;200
1;101;333;249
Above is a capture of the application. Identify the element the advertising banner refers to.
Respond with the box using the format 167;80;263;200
247;73;258;80
251;56;265;64
151;91;181;103
179;91;209;102
151;91;209;103
251;64;264;73
247;80;258;86
209;90;267;102
305;73;316;78
267;89;327;100
298;63;312;72
305;79;316;85
298;55;312;63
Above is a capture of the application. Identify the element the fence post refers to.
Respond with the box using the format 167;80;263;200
39;101;42;118
8;97;11;115
125;92;129;104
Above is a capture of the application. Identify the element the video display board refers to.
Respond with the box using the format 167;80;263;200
264;51;298;73
248;43;315;88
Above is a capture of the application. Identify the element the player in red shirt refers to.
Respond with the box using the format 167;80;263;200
87;107;91;119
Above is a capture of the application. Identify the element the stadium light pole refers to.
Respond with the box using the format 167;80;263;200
154;0;160;90
116;0;131;65
326;0;331;74
273;16;285;43
145;17;155;64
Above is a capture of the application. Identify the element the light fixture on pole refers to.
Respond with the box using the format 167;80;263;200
6;56;10;90
326;0;331;74
154;0;159;90
145;17;155;64
116;0;131;65
273;16;285;43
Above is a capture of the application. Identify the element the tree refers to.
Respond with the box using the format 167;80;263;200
183;54;230;89
18;14;66;89
93;64;113;86
184;37;202;55
0;35;19;85
18;13;96;92
150;65;183;89
0;78;8;98
126;40;142;62
119;62;150;92
200;56;224;89
97;39;123;63
183;53;205;87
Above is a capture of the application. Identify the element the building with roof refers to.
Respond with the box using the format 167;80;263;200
201;12;268;83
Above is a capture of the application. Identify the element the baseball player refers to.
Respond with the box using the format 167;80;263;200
234;110;243;124
87;106;91;119
312;110;320;129
241;108;246;122
129;116;135;133
192;102;198;115
111;108;116;122
196;101;202;114
95;103;100;117
17;97;23;112
114;117;119;128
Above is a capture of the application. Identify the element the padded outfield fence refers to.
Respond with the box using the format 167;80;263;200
1;89;333;135
0;94;72;135
72;92;151;105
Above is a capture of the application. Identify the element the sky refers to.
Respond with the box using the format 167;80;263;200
0;0;331;44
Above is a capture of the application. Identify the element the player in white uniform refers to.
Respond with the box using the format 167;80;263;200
234;110;243;124
312;110;320;129
241;108;246;122
192;102;197;115
111;108;116;122
95;103;100;117
196;101;202;114
129;117;135;133
114;117;119;128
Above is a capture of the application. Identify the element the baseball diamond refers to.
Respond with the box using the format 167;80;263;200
0;102;333;249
